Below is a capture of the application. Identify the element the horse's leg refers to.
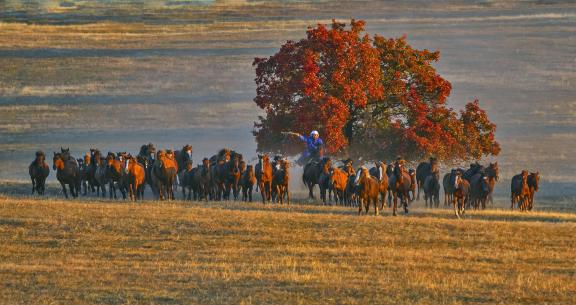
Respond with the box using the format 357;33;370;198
307;182;314;199
60;181;68;199
417;181;421;201
453;195;459;218
392;192;397;216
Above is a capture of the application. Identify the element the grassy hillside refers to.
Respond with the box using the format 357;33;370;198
0;195;574;304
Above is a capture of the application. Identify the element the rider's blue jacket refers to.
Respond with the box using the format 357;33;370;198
299;134;324;157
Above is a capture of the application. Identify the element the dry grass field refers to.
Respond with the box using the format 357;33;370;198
1;194;575;304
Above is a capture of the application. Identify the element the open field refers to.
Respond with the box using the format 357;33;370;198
0;194;575;304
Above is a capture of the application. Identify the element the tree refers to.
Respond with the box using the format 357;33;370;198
252;19;499;162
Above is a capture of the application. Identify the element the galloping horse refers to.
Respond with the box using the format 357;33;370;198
53;152;80;199
179;160;195;200
241;164;257;202
416;157;438;201
469;163;499;210
329;167;349;205
272;159;290;204
369;161;389;210
152;150;178;200
423;171;440;208
318;160;333;204
451;170;470;218
511;170;531;211
106;152;127;200
355;167;380;215
192;158;212;201
259;154;273;203
125;154;146;201
302;153;330;200
29;151;50;195
388;163;412;216
527;172;540;211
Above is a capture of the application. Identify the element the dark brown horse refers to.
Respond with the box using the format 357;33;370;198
259;154;273;203
423;171;440;208
241;164;257;202
272;159;290;204
53;152;80;199
29;151;50;195
355;167;380;215
469;163;499;210
416;157;438;201
93;151;108;197
302;156;331;200
527;172;540;211
388;163;412;216
511;170;531;211
318;160;333;205
192;158;212;201
179;160;195;200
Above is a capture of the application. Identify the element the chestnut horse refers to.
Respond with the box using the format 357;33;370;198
272;159;290;204
259;154;273;203
330;167;349;205
29;151;50;195
106;153;127;200
369;161;389;210
152;150;178;200
53;152;80;199
126;155;146;201
355;167;380;215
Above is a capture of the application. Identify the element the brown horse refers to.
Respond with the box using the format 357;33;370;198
511;170;531;211
241;164;257;202
192;158;212;201
369;161;389;210
53;152;80;199
318;160;333;204
272;159;290;204
259;154;273;203
152;150;178;200
416;157;438;201
29;151;50;195
106;152;127;200
126;155;146;201
330;167;348;205
527;172;539;211
451;170;470;218
423;171;440;208
93;151;108;197
388;163;412;216
355;167;380;215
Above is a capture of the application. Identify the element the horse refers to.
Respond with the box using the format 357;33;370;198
93;151;108;197
318;160;333;205
415;157;438;201
330;167;349;205
369;161;389;210
212;157;228;200
179;160;195;200
52;152;80;199
259;154;273;204
388;162;412;216
78;154;92;196
226;156;242;200
442;169;461;208
355;167;380;215
152;150;178;200
272;159;290;204
125;154;146;201
174;144;193;174
105;152;127;200
527;172;540;211
241;164;257;202
345;171;359;207
302;156;331;200
511;170;531;211
192;158;212;201
255;154;263;193
451;170;470;218
138;143;157;194
469;163;498;210
423;171;440;208
29;151;50;195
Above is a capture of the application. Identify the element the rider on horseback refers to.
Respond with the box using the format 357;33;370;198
285;130;324;166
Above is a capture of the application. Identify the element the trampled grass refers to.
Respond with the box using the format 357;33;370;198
0;195;574;304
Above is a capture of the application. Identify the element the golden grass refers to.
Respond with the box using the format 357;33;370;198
0;195;574;304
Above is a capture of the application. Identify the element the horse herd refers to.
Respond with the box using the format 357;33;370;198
27;145;540;217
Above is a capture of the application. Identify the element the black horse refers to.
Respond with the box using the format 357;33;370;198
29;151;50;195
415;157;438;201
53;152;80;199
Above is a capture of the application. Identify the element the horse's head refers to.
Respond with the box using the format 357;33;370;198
453;171;463;189
262;154;270;165
106;153;115;166
84;153;91;165
481;175;490;193
186;160;193;171
488;162;499;181
202;157;210;168
239;160;246;172
53;152;64;170
35;151;45;164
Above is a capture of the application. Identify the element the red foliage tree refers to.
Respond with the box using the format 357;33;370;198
253;19;499;162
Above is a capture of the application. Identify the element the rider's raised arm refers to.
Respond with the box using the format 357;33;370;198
298;134;307;142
